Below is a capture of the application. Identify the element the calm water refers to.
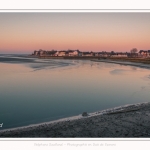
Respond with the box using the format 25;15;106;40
0;55;150;130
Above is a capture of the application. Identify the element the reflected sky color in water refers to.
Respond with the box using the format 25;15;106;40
0;56;150;129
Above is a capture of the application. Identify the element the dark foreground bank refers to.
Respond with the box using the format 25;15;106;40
0;102;150;138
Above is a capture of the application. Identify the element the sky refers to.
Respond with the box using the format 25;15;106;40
0;13;150;54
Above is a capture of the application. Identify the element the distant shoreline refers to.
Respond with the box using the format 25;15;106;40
28;55;102;59
29;55;150;63
28;55;150;69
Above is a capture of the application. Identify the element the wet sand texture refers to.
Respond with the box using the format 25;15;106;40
0;102;150;137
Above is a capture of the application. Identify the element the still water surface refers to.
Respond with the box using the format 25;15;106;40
0;55;150;129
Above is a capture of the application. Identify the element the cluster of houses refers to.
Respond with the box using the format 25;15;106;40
139;50;150;57
32;49;150;58
33;49;129;57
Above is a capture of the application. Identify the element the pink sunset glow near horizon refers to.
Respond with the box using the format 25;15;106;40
0;13;150;54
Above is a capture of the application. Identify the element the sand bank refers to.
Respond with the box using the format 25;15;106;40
0;102;150;137
91;59;150;69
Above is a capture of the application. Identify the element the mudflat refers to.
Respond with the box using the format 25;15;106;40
91;59;150;69
0;102;150;137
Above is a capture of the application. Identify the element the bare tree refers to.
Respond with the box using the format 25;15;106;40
130;48;138;53
130;48;138;57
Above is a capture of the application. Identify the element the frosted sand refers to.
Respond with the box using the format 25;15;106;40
0;102;150;137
